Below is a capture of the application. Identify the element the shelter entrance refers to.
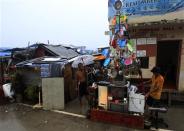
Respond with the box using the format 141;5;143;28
63;69;89;116
157;40;181;90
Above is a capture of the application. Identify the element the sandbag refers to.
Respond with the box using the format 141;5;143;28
2;83;14;99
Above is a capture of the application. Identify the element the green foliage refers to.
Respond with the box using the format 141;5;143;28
24;86;38;101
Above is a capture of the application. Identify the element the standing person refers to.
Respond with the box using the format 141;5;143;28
64;63;72;104
144;66;164;107
87;66;96;87
103;68;109;81
93;63;103;82
75;63;88;106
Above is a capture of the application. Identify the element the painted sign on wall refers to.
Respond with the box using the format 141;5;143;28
108;0;184;19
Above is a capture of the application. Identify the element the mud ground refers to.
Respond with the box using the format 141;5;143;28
0;103;184;131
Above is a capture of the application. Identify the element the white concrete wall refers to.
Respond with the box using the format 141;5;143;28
142;57;156;79
42;77;64;110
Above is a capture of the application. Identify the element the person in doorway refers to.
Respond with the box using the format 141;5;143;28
64;63;72;104
144;66;164;107
75;63;89;106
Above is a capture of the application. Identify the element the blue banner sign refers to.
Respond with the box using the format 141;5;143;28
41;64;51;78
108;0;184;19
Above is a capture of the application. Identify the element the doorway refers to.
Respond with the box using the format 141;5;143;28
157;40;181;90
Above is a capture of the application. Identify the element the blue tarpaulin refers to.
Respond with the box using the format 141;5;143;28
101;48;109;57
0;52;11;57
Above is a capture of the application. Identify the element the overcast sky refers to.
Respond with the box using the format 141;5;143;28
0;0;109;49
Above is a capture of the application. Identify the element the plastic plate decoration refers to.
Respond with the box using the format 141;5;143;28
124;58;133;65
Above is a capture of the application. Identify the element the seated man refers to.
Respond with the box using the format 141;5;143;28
144;67;164;107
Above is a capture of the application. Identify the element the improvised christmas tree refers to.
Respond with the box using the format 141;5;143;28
104;0;140;80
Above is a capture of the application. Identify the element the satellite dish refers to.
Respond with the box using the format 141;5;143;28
114;0;123;10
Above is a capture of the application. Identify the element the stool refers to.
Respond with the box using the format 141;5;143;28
148;107;169;129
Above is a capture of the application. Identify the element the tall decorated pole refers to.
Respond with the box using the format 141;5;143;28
104;0;140;81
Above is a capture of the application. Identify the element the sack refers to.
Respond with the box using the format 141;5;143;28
2;83;14;98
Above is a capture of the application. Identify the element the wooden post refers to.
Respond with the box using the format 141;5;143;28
0;58;4;84
168;89;171;106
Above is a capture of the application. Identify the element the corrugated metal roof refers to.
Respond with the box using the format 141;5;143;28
16;56;68;67
43;45;79;59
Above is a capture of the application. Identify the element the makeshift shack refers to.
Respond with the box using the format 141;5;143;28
15;57;67;107
0;49;12;85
